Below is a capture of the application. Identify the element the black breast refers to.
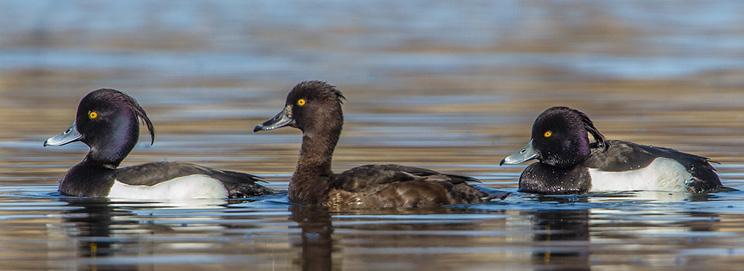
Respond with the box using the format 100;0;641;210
518;163;591;194
58;164;116;197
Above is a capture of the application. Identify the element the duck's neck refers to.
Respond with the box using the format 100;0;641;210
81;152;122;169
84;132;138;169
59;136;133;196
290;124;342;204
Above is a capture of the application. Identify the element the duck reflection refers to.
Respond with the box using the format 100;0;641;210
289;205;335;271
529;196;591;271
62;198;138;271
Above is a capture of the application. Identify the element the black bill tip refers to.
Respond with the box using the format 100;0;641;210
253;125;264;133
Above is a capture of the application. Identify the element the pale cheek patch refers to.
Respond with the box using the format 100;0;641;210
107;174;228;200
588;158;691;192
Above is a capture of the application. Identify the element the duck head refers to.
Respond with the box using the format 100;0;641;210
254;81;345;134
44;88;154;167
500;106;606;168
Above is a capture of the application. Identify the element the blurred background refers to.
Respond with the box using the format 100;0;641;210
2;1;744;270
2;0;744;183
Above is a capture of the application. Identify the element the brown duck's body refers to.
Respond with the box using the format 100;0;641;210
326;165;493;209
288;133;494;209
257;81;507;209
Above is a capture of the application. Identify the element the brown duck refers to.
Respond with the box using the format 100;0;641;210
254;81;508;209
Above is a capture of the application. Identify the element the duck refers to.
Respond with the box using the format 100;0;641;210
253;81;508;209
500;106;723;194
44;88;273;199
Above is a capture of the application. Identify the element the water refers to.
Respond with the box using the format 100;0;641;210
2;1;744;270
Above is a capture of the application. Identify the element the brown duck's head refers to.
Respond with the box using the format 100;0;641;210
254;80;345;134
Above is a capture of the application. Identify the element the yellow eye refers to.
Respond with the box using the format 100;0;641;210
88;111;98;120
544;130;552;138
297;98;306;107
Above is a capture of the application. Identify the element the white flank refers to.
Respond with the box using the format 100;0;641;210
107;174;228;200
588;158;691;192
